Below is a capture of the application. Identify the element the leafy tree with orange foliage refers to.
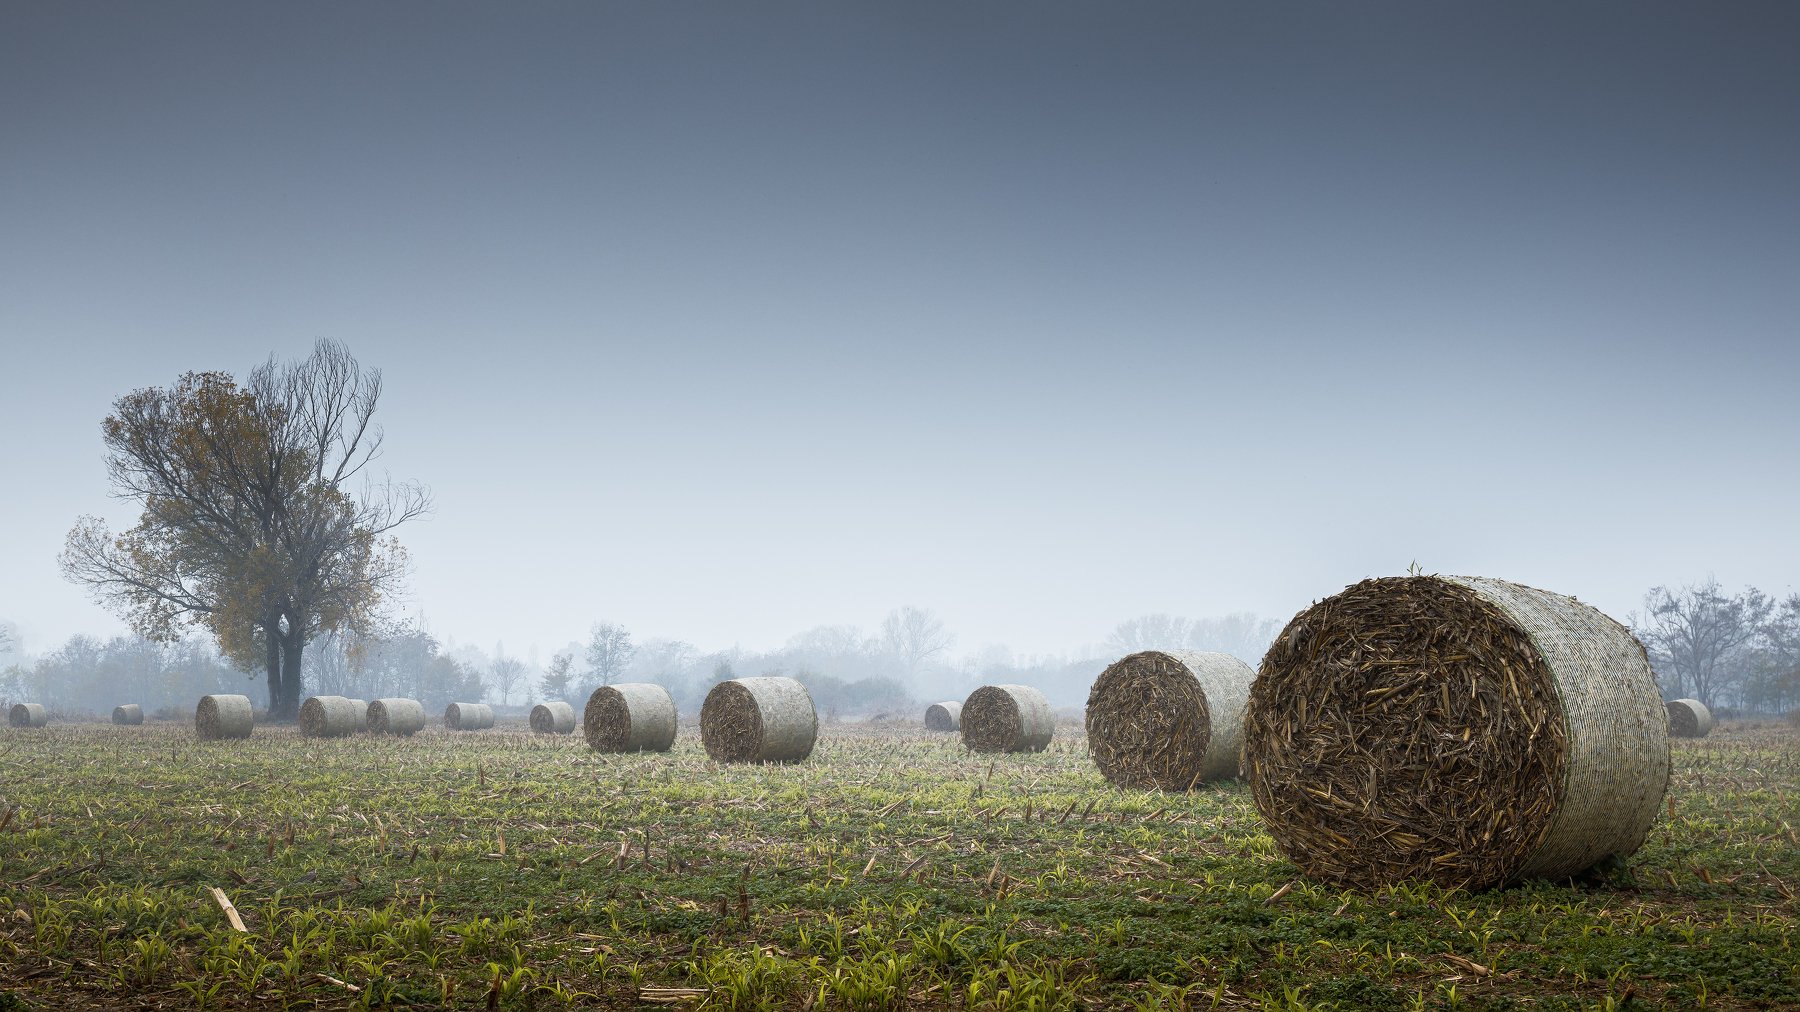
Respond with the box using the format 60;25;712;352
60;341;429;718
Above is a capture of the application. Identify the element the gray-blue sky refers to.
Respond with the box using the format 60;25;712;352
3;2;1796;660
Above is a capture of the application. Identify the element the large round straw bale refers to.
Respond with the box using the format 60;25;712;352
924;701;962;732
367;697;426;736
1087;650;1254;789
9;703;48;728
960;684;1055;754
700;677;816;763
112;704;144;726
443;702;495;731
299;695;365;738
1665;698;1714;738
1244;575;1669;890
531;700;577;734
584;685;676;752
195;694;254;740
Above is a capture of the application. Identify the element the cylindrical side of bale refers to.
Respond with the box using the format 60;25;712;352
367;697;426;737
531;700;577;735
112;704;144;726
195;694;254;740
584;684;676;752
1087;650;1255;789
1245;575;1669;891
700;676;817;763
299;695;365;738
960;684;1055;754
444;702;494;731
1666;698;1715;738
8;703;48;728
923;701;962;732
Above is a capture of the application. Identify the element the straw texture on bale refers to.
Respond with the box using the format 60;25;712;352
444;702;495;731
299;695;365;738
9;703;48;728
367;698;427;736
700;676;817;763
584;684;677;752
1665;698;1714;738
1244;575;1669;891
923;701;962;732
195;694;254;740
1086;650;1254;789
531;700;577;734
112;704;144;726
960;684;1055;753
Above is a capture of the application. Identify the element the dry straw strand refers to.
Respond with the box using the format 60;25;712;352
1665;698;1714;738
531;700;577;735
699;676;817;763
195;694;254;740
299;696;365;738
923;701;962;732
1086;650;1255;789
112;703;144;726
584;684;677;752
9;703;48;728
367;698;426;736
960;684;1054;754
1244;575;1669;891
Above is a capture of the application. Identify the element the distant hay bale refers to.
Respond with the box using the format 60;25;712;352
1244;575;1669;891
195;694;254;740
1666;698;1714;738
923;700;962;732
700;677;817;763
299;695;364;738
367;698;426;737
531;700;577;735
960;684;1054;753
8;703;48;728
112;704;144;726
584;684;678;751
1086;650;1255;790
443;702;495;731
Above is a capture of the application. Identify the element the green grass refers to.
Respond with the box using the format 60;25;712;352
1;721;1797;1009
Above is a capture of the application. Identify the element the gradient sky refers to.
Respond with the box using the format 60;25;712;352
3;2;1797;664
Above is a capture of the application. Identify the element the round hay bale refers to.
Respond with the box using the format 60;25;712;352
8;703;48;728
299;695;365;738
960;684;1055;753
1086;650;1255;789
1244;575;1669;891
195;694;254;740
367;697;426;737
531;700;577;735
923;701;962;732
443;702;495;731
1665;698;1714;738
112;704;144;726
584;685;676;752
700;677;817;763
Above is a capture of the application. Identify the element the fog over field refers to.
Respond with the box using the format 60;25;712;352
2;3;1797;712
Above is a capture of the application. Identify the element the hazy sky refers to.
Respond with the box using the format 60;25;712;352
3;3;1796;663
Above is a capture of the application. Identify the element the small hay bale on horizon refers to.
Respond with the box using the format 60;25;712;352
444;701;495;731
196;694;254;740
1666;698;1715;738
299;695;365;738
960;684;1054;753
9;703;48;728
1244;575;1669;891
923;700;962;732
584;685;676;751
112;703;144;726
1086;650;1254;790
367;698;426;737
700;676;817;763
531;700;577;734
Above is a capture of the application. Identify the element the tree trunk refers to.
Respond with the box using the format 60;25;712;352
264;618;284;716
278;635;304;720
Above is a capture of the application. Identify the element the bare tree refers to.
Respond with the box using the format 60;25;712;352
1187;613;1281;664
1633;580;1772;709
490;648;528;706
1104;614;1192;655
584;623;635;690
881;607;953;678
